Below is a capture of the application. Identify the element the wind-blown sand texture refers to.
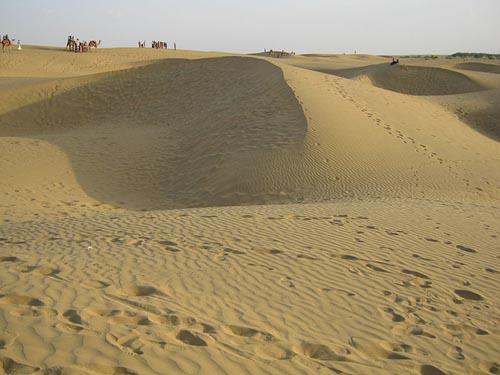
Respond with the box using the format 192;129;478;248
0;47;499;375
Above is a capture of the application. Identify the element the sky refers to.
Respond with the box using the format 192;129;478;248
1;0;499;55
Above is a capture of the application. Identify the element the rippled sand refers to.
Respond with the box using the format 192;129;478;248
0;47;499;375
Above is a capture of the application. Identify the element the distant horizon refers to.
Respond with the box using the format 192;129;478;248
16;44;500;57
2;0;499;55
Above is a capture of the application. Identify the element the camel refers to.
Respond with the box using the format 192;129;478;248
88;40;101;49
66;38;100;52
66;38;77;51
2;38;12;52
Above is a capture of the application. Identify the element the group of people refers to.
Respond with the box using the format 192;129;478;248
264;49;295;58
66;36;100;52
1;34;21;51
146;40;176;50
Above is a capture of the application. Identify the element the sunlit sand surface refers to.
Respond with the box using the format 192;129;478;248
1;46;499;374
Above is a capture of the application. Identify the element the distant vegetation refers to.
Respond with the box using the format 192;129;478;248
448;52;500;60
398;55;439;59
394;53;500;60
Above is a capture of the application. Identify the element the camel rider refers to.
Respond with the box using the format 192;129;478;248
3;34;10;42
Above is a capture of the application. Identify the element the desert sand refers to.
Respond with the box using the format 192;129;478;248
0;46;499;375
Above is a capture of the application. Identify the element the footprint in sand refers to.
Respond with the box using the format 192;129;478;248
255;342;295;360
392;324;436;339
412;254;433;262
175;330;207;346
341;254;359;261
351;337;412;360
0;332;17;350
56;321;85;334
456;244;477;253
405;278;432;289
224;324;293;360
401;269;430;279
227;325;259;337
443;323;489;339
82;279;110;289
85;364;139;375
119;284;164;297
379;307;405;322
174;316;214;335
279;276;295;288
366;263;388;273
446;346;465;360
295;341;346;361
157;240;178;246
157;240;180;252
223;248;246;255
408;326;436;339
0;356;39;374
478;362;499;374
9;306;57;319
226;325;274;341
0;293;44;307
34;266;61;278
107;310;150;326
424;238;439;243
149;313;180;327
420;364;447;375
454;289;483;301
62;309;84;325
297;254;318;260
106;332;145;355
11;264;36;273
255;248;284;255
379;340;427;357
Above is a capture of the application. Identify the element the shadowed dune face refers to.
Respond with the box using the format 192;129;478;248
0;57;307;210
431;89;500;142
456;62;500;74
459;105;500;142
303;63;485;96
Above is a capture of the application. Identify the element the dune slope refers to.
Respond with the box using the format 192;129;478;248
455;62;500;74
288;55;500;143
301;63;485;96
1;56;308;210
2;51;499;216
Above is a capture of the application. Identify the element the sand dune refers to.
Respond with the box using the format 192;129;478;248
298;63;485;96
1;55;308;210
288;55;500;144
2;49;498;215
455;62;500;74
0;47;499;375
433;89;500;141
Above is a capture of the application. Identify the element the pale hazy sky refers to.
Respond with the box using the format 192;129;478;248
1;0;499;54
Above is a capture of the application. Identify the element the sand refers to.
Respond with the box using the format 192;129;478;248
0;46;499;375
